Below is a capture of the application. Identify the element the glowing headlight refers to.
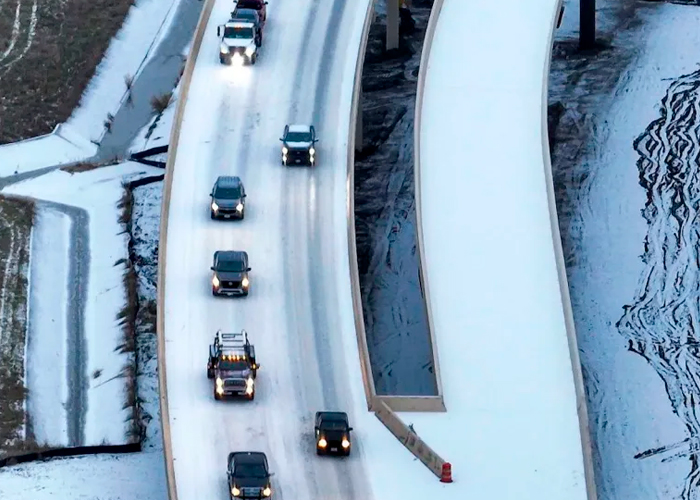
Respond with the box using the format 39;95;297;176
309;147;315;156
342;438;350;448
242;277;250;287
231;486;240;496
282;146;288;154
216;378;223;387
212;275;220;287
263;487;271;497
317;438;327;448
246;377;254;387
245;46;255;56
220;43;229;53
236;203;243;212
211;202;219;211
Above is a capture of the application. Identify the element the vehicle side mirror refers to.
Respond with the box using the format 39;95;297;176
242;194;247;198
210;266;215;271
269;472;275;477
348;427;353;431
255;364;261;369
246;267;251;272
279;137;284;141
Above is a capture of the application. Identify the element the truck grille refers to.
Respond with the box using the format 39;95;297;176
224;281;240;288
224;379;246;387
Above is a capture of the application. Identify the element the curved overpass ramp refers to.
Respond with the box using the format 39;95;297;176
156;0;386;498
410;0;597;498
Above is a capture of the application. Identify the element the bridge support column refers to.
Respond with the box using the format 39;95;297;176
355;86;363;152
386;0;399;51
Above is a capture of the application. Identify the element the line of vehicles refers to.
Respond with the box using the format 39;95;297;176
206;3;352;499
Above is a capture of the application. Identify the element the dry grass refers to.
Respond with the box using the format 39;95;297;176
0;196;35;458
150;91;172;115
114;184;142;444
0;0;136;144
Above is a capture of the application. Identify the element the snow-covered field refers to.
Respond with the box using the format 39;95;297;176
551;2;700;499
2;163;162;448
66;0;184;145
0;168;166;497
0;451;167;500
0;0;185;175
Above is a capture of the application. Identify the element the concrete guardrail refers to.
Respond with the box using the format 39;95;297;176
540;2;598;499
156;0;217;498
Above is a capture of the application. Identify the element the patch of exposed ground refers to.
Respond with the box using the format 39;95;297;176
0;196;34;457
548;0;651;267
354;0;438;396
0;0;133;144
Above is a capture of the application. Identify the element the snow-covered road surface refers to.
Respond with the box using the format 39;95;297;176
162;0;386;499
409;0;592;497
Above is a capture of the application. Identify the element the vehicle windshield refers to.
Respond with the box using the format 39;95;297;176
235;11;256;21
214;186;242;199
224;26;254;39
285;131;312;142
218;259;246;272
219;358;248;371
236;464;267;478
321;420;347;431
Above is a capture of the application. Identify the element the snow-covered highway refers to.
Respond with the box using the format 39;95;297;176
160;0;384;498
411;0;596;498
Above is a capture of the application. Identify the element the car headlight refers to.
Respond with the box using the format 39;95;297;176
246;377;254;387
309;147;315;156
317;438;327;448
342;438;350;448
220;43;229;53
242;277;250;287
263;487;271;497
236;203;243;212
282;146;288;154
211;202;219;211
231;486;240;496
216;378;223;387
245;45;255;56
212;275;220;287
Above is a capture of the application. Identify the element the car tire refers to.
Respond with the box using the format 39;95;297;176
207;368;214;379
251;54;257;64
212;288;218;296
316;447;323;456
242;290;249;297
210;211;216;220
214;391;221;401
240;211;245;220
248;392;255;401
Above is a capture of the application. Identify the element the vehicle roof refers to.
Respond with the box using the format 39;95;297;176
215;175;242;187
215;250;248;262
231;451;266;464
224;21;255;29
319;411;348;422
287;124;312;133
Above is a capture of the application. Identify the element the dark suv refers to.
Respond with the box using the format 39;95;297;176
211;251;251;296
280;124;317;166
314;411;353;456
233;0;267;24
231;8;263;45
227;451;273;499
210;176;246;220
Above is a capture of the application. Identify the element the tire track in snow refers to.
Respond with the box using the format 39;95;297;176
617;67;700;500
0;0;38;80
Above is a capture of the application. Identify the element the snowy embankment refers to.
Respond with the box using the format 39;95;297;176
0;0;183;176
2;163;163;448
400;0;590;498
550;2;700;499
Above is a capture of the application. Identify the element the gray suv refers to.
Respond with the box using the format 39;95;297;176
211;251;250;296
210;176;246;220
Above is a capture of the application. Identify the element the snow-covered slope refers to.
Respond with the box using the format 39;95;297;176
161;0;386;498
409;0;593;498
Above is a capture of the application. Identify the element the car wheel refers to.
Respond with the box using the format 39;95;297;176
212;288;218;296
242;290;249;297
251;54;257;64
207;368;214;379
214;391;221;401
210;211;216;220
316;447;323;456
248;392;255;401
240;211;245;220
